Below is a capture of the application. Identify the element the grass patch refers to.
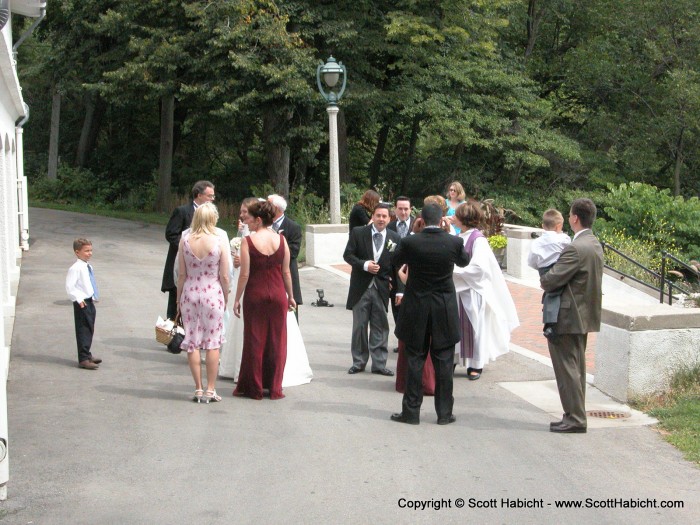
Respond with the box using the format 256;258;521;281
29;199;239;235
632;363;700;465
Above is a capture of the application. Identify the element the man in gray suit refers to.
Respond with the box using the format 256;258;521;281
540;198;604;434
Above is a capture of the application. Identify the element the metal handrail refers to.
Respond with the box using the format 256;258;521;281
660;251;696;304
600;241;692;304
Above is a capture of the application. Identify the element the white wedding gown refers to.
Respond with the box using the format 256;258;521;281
218;229;313;387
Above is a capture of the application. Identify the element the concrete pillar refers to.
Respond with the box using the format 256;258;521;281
305;224;349;266
327;105;340;225
504;224;541;281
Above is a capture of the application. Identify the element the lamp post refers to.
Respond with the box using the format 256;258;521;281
316;56;347;224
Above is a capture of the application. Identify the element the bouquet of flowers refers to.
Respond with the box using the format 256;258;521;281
230;237;242;255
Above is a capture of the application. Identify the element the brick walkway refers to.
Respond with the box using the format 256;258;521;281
331;263;596;373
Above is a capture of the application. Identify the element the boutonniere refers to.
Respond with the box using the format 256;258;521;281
386;239;397;252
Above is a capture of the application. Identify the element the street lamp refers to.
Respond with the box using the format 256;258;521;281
317;56;347;224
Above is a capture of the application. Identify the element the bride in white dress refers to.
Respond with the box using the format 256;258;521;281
219;198;313;387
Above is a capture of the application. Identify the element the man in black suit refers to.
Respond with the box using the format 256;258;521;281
390;204;469;425
344;203;402;376
387;196;414;332
269;194;303;320
162;180;215;319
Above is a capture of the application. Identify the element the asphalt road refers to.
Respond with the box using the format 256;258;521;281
1;208;698;524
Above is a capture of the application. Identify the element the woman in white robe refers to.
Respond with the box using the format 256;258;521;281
452;201;519;380
219;198;313;387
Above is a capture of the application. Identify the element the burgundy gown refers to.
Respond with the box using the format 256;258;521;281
395;339;436;396
233;236;288;400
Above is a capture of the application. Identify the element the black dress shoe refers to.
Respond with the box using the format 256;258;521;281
372;368;394;376
437;415;456;425
348;365;365;374
390;413;419;425
550;424;587;434
90;357;102;364
467;368;482;380
549;420;565;429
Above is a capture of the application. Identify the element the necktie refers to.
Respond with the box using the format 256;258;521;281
398;221;407;238
272;221;281;233
88;264;99;300
373;232;383;252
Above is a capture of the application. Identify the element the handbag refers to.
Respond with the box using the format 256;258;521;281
155;313;184;354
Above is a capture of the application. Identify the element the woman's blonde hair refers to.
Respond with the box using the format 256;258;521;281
447;181;466;201
191;202;219;236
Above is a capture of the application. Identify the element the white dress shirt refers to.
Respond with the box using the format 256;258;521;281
66;258;96;303
527;230;572;270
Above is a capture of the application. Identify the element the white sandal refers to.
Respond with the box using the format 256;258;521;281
193;389;204;403
204;390;221;403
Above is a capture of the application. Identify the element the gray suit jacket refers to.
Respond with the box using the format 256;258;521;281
540;229;603;334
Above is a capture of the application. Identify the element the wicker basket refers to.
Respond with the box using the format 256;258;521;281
155;313;181;345
155;325;176;345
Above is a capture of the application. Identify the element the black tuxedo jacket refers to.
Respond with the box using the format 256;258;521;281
161;201;195;291
278;215;303;304
391;228;469;349
343;225;402;310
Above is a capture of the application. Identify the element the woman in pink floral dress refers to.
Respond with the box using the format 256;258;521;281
177;202;230;403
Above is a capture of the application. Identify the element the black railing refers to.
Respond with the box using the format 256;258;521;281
600;242;692;304
659;251;696;305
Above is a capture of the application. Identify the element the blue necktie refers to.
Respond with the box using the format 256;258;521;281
88;264;99;300
398;221;407;238
373;232;382;252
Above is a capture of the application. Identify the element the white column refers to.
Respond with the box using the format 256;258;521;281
15;127;28;250
327;105;341;225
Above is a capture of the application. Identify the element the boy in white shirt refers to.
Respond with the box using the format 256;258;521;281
528;209;571;338
66;238;101;370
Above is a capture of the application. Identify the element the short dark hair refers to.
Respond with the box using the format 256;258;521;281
421;204;443;226
395;196;410;205
73;238;92;251
247;200;276;226
192;180;214;200
570;198;597;228
373;202;391;214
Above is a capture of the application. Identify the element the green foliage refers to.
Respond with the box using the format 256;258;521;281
29;164;158;211
487;234;507;250
597;228;666;285
635;363;700;465
598;183;700;259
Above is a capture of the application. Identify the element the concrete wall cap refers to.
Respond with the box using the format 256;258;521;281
306;224;348;234
602;298;700;331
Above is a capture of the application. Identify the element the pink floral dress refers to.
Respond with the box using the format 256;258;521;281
179;233;226;352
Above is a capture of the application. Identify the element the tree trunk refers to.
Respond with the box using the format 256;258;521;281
47;90;61;180
402;116;421;195
525;0;546;59
75;92;106;168
338;108;350;184
156;94;175;212
263;110;291;198
673;128;684;197
369;124;390;189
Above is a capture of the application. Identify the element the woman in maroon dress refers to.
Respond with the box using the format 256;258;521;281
394;264;436;396
232;201;296;400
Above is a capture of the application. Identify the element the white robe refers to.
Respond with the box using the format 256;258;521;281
452;230;520;369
